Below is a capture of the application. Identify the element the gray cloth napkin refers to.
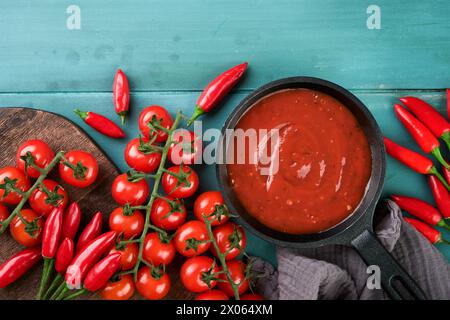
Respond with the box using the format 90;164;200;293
252;200;450;300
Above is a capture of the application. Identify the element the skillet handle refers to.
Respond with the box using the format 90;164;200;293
351;230;427;300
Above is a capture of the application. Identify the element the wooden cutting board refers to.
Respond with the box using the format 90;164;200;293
0;107;192;300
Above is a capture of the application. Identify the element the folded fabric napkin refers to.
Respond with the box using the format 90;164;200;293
252;199;450;300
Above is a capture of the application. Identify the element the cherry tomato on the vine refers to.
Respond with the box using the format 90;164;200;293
29;179;68;217
138;106;174;143
174;221;210;257
143;232;176;266
109;242;139;271
168;130;202;165
16;139;55;178
136;266;171;300
124;137;162;173
108;207;144;239
59;150;98;188
0;167;31;205
111;173;149;206
180;256;219;293
211;222;246;260
150;197;186;231
10;209;43;247
240;293;265;300
195;290;229;300
194;191;229;226
100;274;135;300
218;260;249;297
0;204;10;227
161;165;199;199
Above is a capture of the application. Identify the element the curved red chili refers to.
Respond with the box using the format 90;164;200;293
399;96;450;149
42;207;64;259
394;104;448;168
74;109;125;139
113;69;130;125
65;231;116;288
83;252;121;292
428;175;450;220
391;195;447;227
76;211;103;252
444;168;450;186
55;238;75;274
187;62;248;125
0;247;41;288
404;217;449;244
62;202;81;240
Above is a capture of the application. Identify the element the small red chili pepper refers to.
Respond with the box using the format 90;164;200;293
391;195;449;229
55;238;75;274
74;109;125;139
444;168;450;186
404;217;450;245
399;96;450;150
384;137;450;191
76;211;103;252
0;247;41;288
428;175;450;220
394;104;449;168
113;69;130;125
42;207;64;259
187;62;248;125
83;252;121;292
65;231;117;288
62;202;81;240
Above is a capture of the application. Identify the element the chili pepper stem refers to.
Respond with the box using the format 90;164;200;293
441;132;450;151
63;288;88;300
439;238;450;245
437;219;450;231
49;281;67;300
55;286;70;300
430;148;450;169
430;167;450;192
120;114;126;125
37;258;54;300
187;106;204;126
42;273;63;300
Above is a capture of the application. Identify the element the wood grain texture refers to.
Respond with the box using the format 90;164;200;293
0;108;193;300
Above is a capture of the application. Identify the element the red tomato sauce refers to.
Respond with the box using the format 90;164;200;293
227;89;372;234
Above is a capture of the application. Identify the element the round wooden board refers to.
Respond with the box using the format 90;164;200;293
0;107;193;300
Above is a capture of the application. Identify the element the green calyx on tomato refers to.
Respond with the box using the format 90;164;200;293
137;136;162;155
200;261;221;289
157;230;173;244
210;204;231;223
40;184;64;207
24;218;41;237
0;177;22;200
185;237;211;253
147;115;169;138
161;197;184;219
126;170;147;183
63;160;87;180
20;151;41;177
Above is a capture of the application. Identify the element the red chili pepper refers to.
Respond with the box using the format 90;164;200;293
428;175;450;220
444;168;450;186
404;217;449;244
391;195;448;229
83;252;121;292
113;69;130;125
42;207;64;259
65;231;116;288
55;238;75;274
0;247;41;288
76;211;103;252
74;109;125;139
399;96;450;150
447;89;450;120
187;62;248;125
384;137;450;191
62;202;81;240
394;104;449;168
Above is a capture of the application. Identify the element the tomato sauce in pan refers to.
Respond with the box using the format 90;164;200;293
227;89;372;234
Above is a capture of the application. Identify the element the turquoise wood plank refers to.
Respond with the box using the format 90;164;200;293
0;90;449;265
1;1;450;92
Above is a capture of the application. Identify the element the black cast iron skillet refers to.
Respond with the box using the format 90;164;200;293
216;77;427;300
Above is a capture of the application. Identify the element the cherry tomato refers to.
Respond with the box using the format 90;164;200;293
195;290;229;300
0;204;10;227
150;197;186;231
174;221;210;257
109;242;139;271
109;207;144;239
211;222;246;260
161;165;199;199
124;137;162;173
100;274;135;300
138;106;174;143
240;293;265;300
29;179;68;217
143;232;176;266
111;173;149;206
218;260;249;297
0;167;31;205
16;139;55;178
194;191;229;226
168;130;202;165
10;209;43;247
181;256;219;293
136;266;171;300
59;150;98;188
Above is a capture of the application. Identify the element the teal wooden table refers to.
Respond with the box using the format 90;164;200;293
1;1;449;264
